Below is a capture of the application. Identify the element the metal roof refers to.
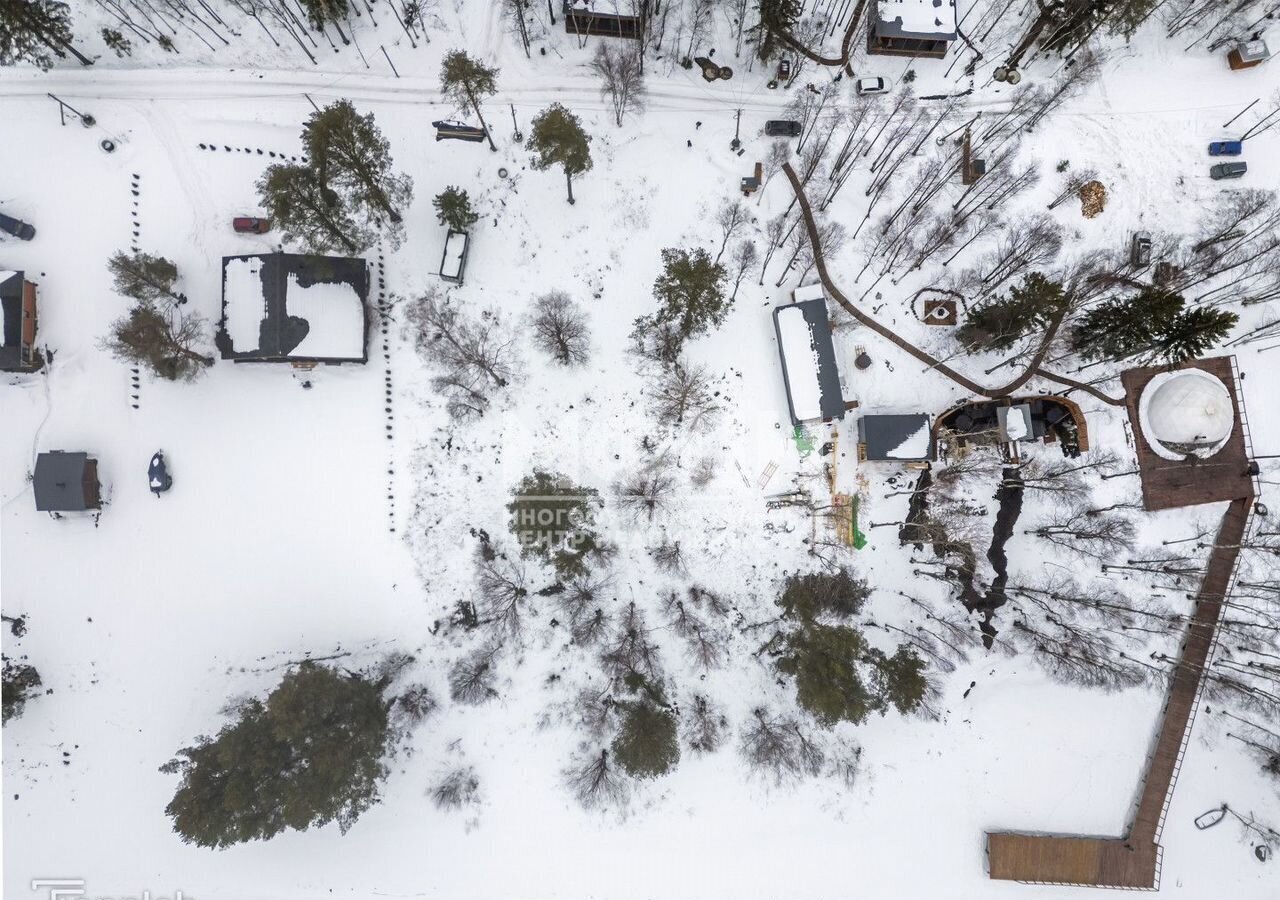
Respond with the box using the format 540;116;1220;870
858;414;934;461
772;298;845;427
34;451;93;511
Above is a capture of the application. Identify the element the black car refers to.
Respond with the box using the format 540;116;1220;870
1210;162;1247;180
764;119;802;137
0;211;35;241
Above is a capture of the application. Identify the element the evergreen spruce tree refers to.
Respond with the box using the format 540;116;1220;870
2;657;42;723
777;623;874;726
958;272;1071;352
257;163;372;255
108;251;184;304
303;100;413;233
611;696;680;778
433;186;479;233
1153;306;1237;364
440;50;500;152
1071;287;1183;361
100;27;131;58
102;301;214;382
0;1;91;70
867;646;928;715
506;470;603;579
526;103;593;205
298;0;351;42
779;568;872;620
161;662;392;849
647;247;728;346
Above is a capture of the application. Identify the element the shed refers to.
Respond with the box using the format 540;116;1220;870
563;0;649;39
440;230;470;284
1228;40;1269;70
858;414;933;462
34;451;101;512
1;270;39;372
218;253;369;365
868;0;956;58
773;296;845;427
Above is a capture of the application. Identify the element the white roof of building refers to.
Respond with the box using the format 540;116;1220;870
1138;368;1234;460
776;305;824;422
875;0;957;40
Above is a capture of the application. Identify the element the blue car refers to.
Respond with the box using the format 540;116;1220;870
1209;140;1243;156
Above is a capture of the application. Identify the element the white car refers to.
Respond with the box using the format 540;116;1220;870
855;76;891;95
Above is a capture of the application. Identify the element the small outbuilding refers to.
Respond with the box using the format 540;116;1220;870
563;0;649;39
440;230;470;284
34;451;101;512
858;414;933;463
868;0;957;59
1;270;39;372
1228;39;1269;70
773;287;845;427
218;253;369;365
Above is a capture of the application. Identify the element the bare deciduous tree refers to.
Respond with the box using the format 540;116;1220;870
430;767;480;810
648;361;721;432
1029;506;1136;561
685;693;727;754
565;748;629;810
739;708;825;784
714;199;751;265
531;290;591;365
407;291;518;418
590;42;647;127
476;555;529;639
615;462;676;522
448;643;502;704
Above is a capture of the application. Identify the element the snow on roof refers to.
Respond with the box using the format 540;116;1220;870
219;254;368;363
1138;368;1234;460
792;283;825;303
774;300;845;426
885;418;931;459
222;256;266;353
441;230;468;281
999;404;1033;442
859;414;933;461
875;0;957;40
287;274;365;359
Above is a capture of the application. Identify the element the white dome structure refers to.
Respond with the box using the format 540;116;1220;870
1138;368;1234;461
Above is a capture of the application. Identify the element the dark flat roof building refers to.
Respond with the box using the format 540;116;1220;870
34;451;101;512
858;414;934;462
773;292;845;427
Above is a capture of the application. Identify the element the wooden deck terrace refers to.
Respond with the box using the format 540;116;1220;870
987;496;1253;889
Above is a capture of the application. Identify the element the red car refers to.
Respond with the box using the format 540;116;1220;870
233;216;270;234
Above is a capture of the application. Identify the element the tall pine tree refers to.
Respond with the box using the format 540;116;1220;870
526;103;593;205
303;100;413;236
1153;306;1237;364
257;163;372;255
440;50;500;152
958;272;1071;352
1071;286;1183;361
0;1;91;70
648;247;728;343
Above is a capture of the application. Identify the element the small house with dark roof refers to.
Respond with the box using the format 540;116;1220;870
218;253;369;365
773;288;846;427
868;0;957;59
858;414;934;463
1;270;39;372
34;451;101;512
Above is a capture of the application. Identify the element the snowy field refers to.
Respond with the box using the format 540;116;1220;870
3;2;1280;899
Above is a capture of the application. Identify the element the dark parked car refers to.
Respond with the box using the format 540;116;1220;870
1208;140;1243;156
1210;161;1248;180
764;119;802;137
0;211;36;241
233;216;271;234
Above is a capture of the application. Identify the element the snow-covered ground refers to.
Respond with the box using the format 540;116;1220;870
3;3;1280;899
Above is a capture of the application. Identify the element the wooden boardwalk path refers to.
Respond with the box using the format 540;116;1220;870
781;163;1125;407
987;496;1253;888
